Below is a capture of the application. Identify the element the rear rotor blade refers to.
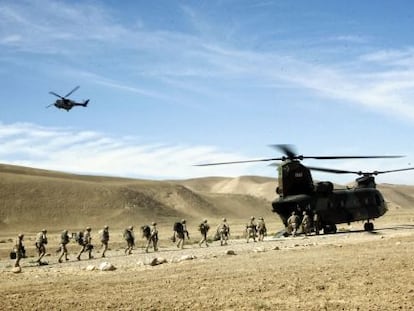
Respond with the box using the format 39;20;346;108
373;167;414;175
64;86;80;98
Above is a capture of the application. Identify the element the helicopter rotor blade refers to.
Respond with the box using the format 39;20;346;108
372;167;414;175
307;166;362;175
269;144;297;159
194;157;283;166
308;166;414;176
64;86;80;98
46;104;54;108
49;91;64;99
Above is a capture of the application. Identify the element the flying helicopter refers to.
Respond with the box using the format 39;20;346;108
196;145;414;234
47;86;89;111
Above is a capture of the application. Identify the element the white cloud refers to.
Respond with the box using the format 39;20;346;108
0;122;258;179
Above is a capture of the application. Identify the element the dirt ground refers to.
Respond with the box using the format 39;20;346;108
1;218;414;310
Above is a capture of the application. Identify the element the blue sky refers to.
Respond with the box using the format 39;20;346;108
1;0;414;184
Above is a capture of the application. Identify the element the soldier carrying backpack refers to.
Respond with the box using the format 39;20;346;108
144;222;159;253
198;219;210;247
173;219;189;249
76;227;93;261
123;226;135;255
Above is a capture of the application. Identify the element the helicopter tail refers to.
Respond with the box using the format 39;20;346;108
82;99;89;107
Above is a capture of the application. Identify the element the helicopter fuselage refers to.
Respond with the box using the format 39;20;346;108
272;185;387;233
54;99;88;111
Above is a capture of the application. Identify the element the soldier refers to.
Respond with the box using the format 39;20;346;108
257;217;267;241
123;225;135;255
313;212;321;235
145;222;159;253
174;219;189;249
301;211;311;235
58;229;70;263
35;229;48;265
246;216;257;243
99;225;110;258
217;218;230;246
287;211;300;237
14;233;25;268
76;227;93;260
198;219;210;247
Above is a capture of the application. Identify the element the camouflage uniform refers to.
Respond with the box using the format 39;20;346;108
124;226;135;255
257;217;267;241
301;211;311;235
198;219;210;247
175;219;189;249
100;225;110;258
218;218;230;246
58;230;70;263
35;229;48;264
14;233;25;268
77;227;93;260
145;222;159;253
287;211;300;237
313;212;321;235
246;216;257;243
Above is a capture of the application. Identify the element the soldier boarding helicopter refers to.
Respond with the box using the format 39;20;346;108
196;145;414;234
47;86;89;111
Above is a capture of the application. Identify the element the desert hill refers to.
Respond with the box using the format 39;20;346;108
1;163;414;232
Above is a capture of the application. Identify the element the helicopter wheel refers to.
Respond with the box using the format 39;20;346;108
323;224;337;234
364;222;374;231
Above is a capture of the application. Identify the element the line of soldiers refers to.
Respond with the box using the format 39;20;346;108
287;211;321;237
11;217;267;268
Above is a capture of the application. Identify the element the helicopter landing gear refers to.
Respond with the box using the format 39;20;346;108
364;222;374;231
323;224;337;234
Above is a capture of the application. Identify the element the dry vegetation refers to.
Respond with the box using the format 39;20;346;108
0;163;414;310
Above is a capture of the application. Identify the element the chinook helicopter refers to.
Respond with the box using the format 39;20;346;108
196;145;414;234
47;86;89;111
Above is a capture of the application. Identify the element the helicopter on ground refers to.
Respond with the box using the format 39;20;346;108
47;86;89;111
196;145;414;234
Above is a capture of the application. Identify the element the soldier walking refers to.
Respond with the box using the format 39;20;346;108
313;212;321;235
257;217;267;241
123;225;135;255
301;211;311;235
287;211;300;237
99;225;110;258
218;218;230;246
77;227;93;260
198;219;210;247
58;229;70;263
145;222;159;253
14;233;25;268
35;229;48;265
174;219;189;249
246;216;257;243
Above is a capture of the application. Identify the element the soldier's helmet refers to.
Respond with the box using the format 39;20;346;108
181;219;186;224
303;211;307;215
203;219;208;223
251;216;255;220
42;228;47;233
222;218;227;222
129;225;134;230
104;225;109;229
63;229;68;233
86;226;91;231
292;211;296;215
259;217;263;220
18;233;24;238
152;222;157;226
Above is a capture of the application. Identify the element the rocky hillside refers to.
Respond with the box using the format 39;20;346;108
1;164;413;232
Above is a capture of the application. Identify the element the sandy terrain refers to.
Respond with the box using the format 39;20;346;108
1;164;414;310
1;218;413;310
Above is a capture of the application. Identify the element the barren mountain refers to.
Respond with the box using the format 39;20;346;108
1;163;413;233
